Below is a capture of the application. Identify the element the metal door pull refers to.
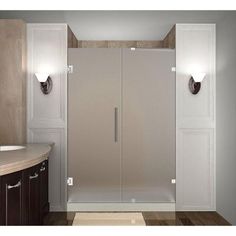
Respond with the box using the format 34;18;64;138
29;173;39;179
7;181;21;189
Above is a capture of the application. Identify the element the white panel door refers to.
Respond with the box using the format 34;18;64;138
68;48;121;202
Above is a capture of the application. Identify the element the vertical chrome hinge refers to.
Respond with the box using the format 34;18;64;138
67;177;73;186
171;179;176;184
171;67;176;72
67;65;73;74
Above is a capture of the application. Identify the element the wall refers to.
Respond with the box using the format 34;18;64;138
216;13;236;225
27;24;67;211
0;19;26;145
0;10;226;40
24;20;236;220
176;24;216;211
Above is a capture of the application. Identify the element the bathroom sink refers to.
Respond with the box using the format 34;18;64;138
0;145;26;151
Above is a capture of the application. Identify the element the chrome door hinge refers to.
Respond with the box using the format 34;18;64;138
171;67;176;72
67;177;73;186
171;179;176;184
67;65;73;74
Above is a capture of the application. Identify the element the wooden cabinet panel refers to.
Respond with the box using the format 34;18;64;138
0;171;22;225
0;160;49;225
40;160;49;224
23;164;40;225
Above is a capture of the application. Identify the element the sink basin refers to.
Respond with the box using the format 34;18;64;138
0;145;26;151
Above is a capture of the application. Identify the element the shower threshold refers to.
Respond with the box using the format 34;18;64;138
67;202;175;212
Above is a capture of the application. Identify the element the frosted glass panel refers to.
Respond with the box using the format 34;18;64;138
68;48;176;204
68;48;121;202
122;49;176;203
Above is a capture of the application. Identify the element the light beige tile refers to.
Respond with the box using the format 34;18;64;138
0;19;26;145
163;25;176;49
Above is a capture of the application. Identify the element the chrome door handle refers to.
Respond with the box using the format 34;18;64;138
114;107;118;142
29;172;39;179
7;181;21;190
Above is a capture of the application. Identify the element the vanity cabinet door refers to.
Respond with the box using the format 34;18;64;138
0;171;23;225
39;160;49;224
0;160;49;226
23;164;41;225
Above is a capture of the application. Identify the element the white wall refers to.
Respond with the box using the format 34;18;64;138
216;13;236;225
27;24;67;211
176;24;216;211
0;10;226;40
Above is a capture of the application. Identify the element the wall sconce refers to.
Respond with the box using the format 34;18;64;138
189;72;206;95
35;73;53;95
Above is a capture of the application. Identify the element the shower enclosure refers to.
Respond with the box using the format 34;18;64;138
67;48;175;209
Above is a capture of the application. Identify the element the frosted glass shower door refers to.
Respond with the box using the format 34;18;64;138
122;49;176;203
68;48;121;202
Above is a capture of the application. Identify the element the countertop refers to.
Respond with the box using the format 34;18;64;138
0;143;53;176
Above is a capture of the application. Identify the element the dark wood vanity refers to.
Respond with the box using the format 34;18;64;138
0;160;49;225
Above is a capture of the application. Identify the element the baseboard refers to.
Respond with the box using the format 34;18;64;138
50;205;65;212
176;205;216;211
67;202;175;212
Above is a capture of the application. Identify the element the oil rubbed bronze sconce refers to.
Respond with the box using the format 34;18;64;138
35;73;53;95
189;72;206;95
